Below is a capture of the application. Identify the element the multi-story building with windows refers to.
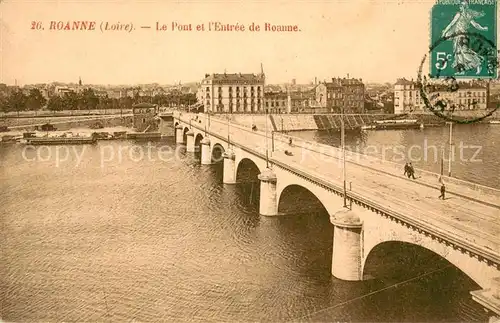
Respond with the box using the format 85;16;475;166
263;89;316;113
431;83;488;111
315;77;365;113
394;78;425;114
264;91;288;113
394;78;488;114
199;70;265;113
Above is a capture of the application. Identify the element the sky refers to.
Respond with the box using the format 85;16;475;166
0;0;497;86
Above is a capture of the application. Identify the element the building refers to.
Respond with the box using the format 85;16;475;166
393;78;425;114
290;90;316;113
314;77;365;113
54;86;75;96
94;90;108;98
106;89;127;99
264;91;288;113
394;78;488;114
199;69;266;113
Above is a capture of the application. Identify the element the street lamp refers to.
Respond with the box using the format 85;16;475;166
271;130;275;153
447;121;453;177
341;93;348;208
265;107;269;168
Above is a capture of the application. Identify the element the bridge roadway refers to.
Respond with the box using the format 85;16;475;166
179;113;500;266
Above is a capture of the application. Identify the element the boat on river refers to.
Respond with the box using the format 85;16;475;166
361;119;424;130
24;132;97;145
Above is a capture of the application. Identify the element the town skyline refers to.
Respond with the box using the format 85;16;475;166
1;0;454;86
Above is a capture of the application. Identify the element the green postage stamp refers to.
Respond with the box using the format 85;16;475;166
430;0;497;79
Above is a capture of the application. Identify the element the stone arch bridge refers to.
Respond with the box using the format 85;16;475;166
172;112;500;321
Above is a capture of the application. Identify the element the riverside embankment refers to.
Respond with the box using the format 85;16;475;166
209;110;500;133
1;114;133;131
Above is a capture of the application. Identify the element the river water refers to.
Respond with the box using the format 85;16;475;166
0;133;492;322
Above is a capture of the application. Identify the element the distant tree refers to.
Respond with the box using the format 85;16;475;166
119;97;133;110
0;95;7;114
133;88;140;104
98;95;112;111
47;96;64;111
5;90;28;116
153;94;168;105
26;88;47;111
79;88;98;111
62;91;79;110
180;93;196;106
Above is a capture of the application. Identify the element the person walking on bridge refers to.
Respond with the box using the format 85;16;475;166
439;183;446;200
408;163;416;179
404;163;410;178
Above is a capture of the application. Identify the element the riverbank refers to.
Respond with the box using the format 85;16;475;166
1;114;133;130
212;110;500;133
0;108;132;119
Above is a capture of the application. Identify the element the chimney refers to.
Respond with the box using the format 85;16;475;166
315;77;317;85
347;73;350;79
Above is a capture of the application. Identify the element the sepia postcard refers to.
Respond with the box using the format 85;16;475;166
1;0;499;322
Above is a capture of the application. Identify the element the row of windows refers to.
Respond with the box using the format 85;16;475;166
396;99;423;105
212;103;263;110
205;100;262;105
458;91;486;97
397;97;486;106
206;86;262;92
204;93;262;99
458;98;486;104
396;90;486;98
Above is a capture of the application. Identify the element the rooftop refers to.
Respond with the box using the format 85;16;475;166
324;77;364;88
395;78;415;86
203;73;265;82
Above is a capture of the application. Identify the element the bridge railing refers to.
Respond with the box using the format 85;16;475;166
175;112;500;202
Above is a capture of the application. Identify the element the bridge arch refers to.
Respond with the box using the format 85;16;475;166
182;127;190;143
235;151;267;175
211;143;225;163
360;223;493;290
194;133;204;153
277;184;329;216
236;158;261;183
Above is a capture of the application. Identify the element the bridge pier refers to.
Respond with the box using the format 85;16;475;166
200;137;211;165
186;130;195;152
471;277;500;323
330;208;363;281
258;168;278;216
223;150;236;184
175;125;184;144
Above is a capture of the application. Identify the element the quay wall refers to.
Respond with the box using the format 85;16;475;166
2;114;132;128
211;114;398;132
212;114;396;132
0;109;132;118
159;116;175;136
211;110;500;132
